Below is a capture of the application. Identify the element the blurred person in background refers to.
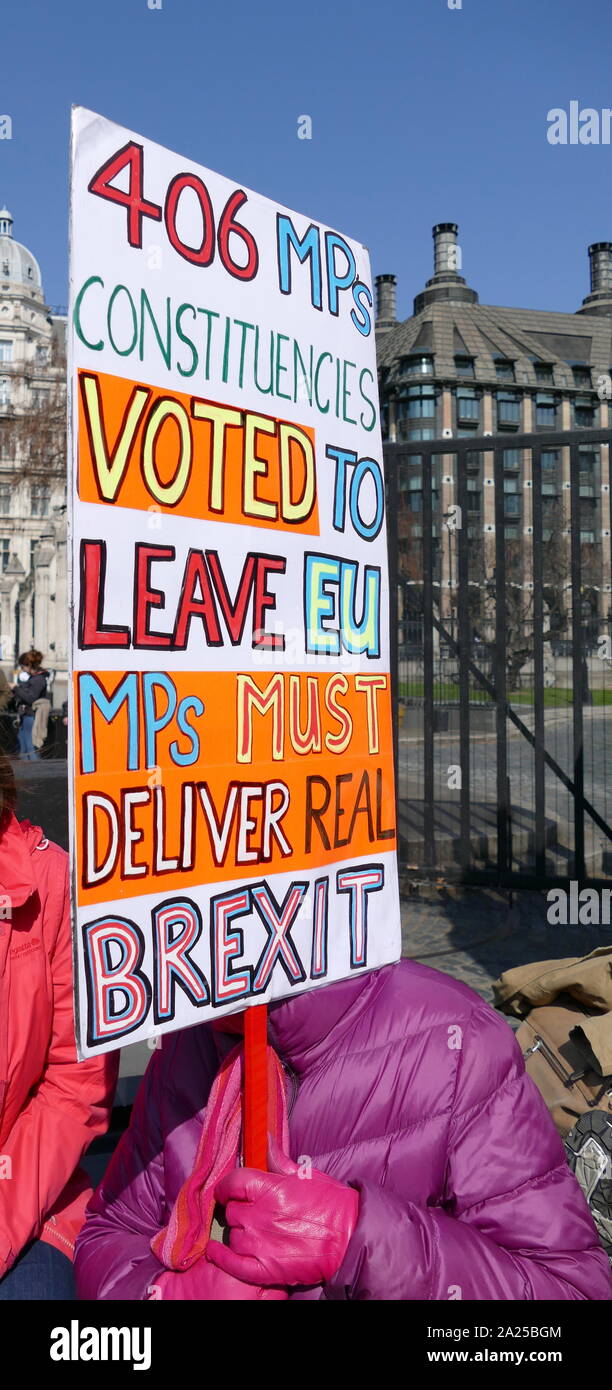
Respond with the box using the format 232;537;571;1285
12;650;48;761
0;668;13;713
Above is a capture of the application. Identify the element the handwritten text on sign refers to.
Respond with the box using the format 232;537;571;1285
69;109;401;1057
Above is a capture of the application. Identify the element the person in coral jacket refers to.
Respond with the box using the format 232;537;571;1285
75;958;612;1302
0;751;117;1299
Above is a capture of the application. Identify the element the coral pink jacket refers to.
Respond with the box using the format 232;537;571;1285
0;813;117;1274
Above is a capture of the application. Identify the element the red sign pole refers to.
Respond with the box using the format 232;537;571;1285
243;1003;268;1170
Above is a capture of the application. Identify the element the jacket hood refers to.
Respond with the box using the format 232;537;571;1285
0;813;45;908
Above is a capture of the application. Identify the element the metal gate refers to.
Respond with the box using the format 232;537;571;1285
385;428;612;888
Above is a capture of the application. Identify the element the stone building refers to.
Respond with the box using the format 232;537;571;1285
0;207;67;706
376;225;612;642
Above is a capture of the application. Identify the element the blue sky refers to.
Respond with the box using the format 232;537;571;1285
1;0;611;318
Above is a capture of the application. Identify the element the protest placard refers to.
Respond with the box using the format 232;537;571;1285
68;107;401;1058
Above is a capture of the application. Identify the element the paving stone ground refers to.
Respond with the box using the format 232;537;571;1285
401;884;612;1014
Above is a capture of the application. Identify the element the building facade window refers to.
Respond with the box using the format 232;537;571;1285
574;396;596;427
398;385;436;419
466;478;481;514
0;484;10;515
578;445;599;475
504;493;521;516
31;484;50;517
502;448;521;470
541;449;559;470
578;454;596;494
396;418;436;442
0;379;10;408
535;393;557;427
0;539;10;571
456;387;480;423
497;391;521;426
579;498;598;530
572;366;592;388
495;359;515;381
400;354;434;377
0;340;13;363
534;362;554;384
454;356;475;377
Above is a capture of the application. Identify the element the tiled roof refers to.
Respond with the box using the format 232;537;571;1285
377;302;612;388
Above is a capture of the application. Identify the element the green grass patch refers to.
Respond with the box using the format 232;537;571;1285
398;682;612;707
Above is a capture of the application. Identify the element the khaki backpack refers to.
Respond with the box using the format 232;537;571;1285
494;949;612;1138
514;997;612;1137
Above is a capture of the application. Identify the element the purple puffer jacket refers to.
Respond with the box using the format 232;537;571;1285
75;960;612;1300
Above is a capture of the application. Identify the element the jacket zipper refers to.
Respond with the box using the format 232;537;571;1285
523;1034;583;1089
42;1218;75;1256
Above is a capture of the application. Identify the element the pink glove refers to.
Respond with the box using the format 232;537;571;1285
206;1138;359;1287
148;1258;288;1301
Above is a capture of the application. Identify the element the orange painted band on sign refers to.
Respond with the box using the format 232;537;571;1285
77;369;320;534
74;668;396;905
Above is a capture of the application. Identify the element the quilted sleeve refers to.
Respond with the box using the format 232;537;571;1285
325;1005;612;1301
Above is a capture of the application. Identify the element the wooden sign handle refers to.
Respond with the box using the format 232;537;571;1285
242;1003;268;1170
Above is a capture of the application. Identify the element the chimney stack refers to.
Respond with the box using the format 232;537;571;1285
374;273;397;332
578;242;612;315
413;222;478;315
589;242;612;294
433;223;460;275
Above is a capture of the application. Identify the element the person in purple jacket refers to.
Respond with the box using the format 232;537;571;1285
74;960;612;1301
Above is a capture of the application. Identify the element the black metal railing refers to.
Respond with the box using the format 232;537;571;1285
385;427;612;888
0;709;67;760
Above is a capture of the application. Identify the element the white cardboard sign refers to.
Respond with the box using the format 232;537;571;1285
68;107;401;1057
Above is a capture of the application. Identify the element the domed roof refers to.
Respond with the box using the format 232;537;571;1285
0;209;42;290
